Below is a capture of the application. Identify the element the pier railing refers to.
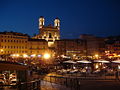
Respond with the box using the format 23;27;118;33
42;73;120;90
0;79;41;90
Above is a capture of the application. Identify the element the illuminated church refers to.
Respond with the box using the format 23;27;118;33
33;16;60;47
34;16;60;42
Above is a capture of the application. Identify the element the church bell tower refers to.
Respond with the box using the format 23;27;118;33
39;16;45;29
54;17;60;30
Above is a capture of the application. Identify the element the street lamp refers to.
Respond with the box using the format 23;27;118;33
0;49;3;52
11;54;19;58
31;54;36;57
0;49;4;54
43;53;51;59
23;54;28;58
16;54;19;57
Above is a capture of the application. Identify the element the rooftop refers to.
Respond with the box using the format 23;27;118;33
0;31;29;37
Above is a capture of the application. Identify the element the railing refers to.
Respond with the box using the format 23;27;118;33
0;79;41;90
55;70;120;80
43;76;81;90
42;73;120;90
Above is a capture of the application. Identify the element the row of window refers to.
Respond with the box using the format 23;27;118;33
1;51;27;53
1;46;27;49
1;39;27;43
30;42;46;44
1;35;13;38
1;35;27;39
30;47;46;49
0;46;48;49
30;51;41;53
0;49;46;53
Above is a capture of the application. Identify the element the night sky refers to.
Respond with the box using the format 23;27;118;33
0;0;120;38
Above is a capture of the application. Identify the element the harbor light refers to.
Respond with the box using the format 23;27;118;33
43;53;51;59
23;54;28;58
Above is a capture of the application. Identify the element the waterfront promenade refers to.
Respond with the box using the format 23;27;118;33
40;80;120;90
40;72;120;90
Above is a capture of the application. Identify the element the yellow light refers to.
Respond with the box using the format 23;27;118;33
95;64;99;69
31;54;36;57
43;53;51;59
16;54;19;57
73;54;76;57
118;55;120;57
95;54;99;57
118;65;120;69
0;49;3;52
12;54;16;57
48;42;54;47
23;54;28;58
11;54;19;57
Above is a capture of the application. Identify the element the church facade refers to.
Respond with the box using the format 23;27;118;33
34;16;60;47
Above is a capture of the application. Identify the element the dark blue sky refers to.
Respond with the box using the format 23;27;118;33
0;0;120;38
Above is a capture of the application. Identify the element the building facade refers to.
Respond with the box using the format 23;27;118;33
105;36;120;58
80;34;105;58
0;32;28;55
0;32;49;59
27;38;49;56
55;39;86;59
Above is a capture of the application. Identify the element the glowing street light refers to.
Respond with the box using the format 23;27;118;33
95;64;99;69
95;54;98;57
31;54;36;57
16;54;19;57
23;54;28;58
11;54;19;58
38;54;42;58
0;49;4;55
118;54;120;57
43;53;51;59
0;49;3;52
12;54;15;57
